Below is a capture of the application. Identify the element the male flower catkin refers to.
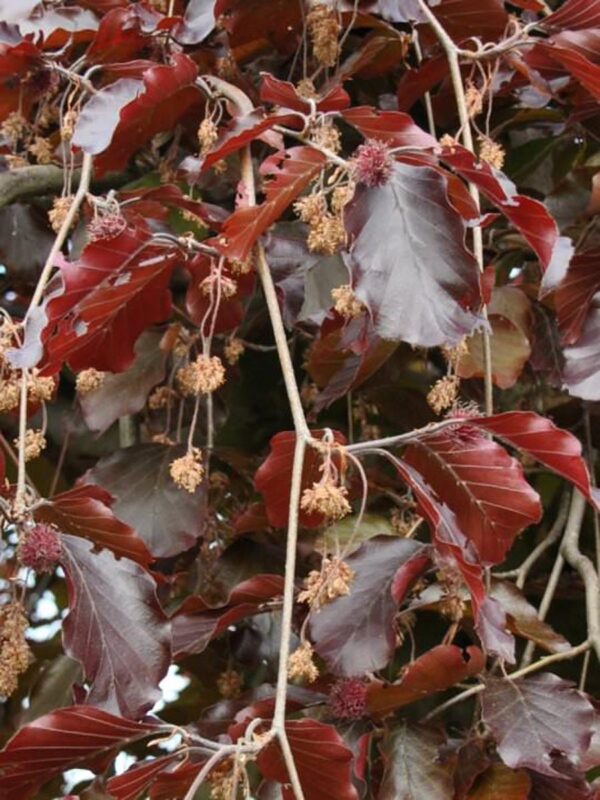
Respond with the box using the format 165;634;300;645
176;355;225;396
169;448;204;493
301;480;351;521
287;641;319;683
299;556;355;610
0;602;32;697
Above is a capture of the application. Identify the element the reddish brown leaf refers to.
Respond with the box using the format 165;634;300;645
35;484;153;566
0;39;45;122
216;146;326;262
86;5;159;63
467;764;531;799
260;73;350;113
457;286;532;389
0;706;159;800
256;719;359;800
254;428;347;529
543;0;600;32
73;53;200;176
310;536;429;676
341;106;437;149
470;411;600;508
366;644;485;715
172;573;284;657
379;722;454;800
404;430;542;565
38;225;177;373
490;582;571;654
429;0;508;45
481;674;595;776
555;249;600;345
199;110;298;172
60;534;170;719
185;254;254;334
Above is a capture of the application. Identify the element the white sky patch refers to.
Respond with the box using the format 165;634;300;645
151;664;190;714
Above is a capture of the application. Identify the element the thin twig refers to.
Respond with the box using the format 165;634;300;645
424;640;591;721
15;152;93;510
417;0;493;415
209;73;309;799
560;491;600;662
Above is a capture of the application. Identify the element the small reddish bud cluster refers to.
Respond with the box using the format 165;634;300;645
352;139;394;187
17;524;62;573
328;678;368;719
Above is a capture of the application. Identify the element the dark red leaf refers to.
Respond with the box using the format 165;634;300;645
404;429;542;564
470;411;600;509
555;249;600;345
216;146;326;262
309;536;429;676
86;444;208;558
185;254;254;333
254;428;347;529
481;674;595;776
73;53;201;176
544;44;600;102
60;534;171;719
0;39;45;122
256;719;359;800
379;722;454;800
35;484;153;566
200;110;298;172
563;306;600;400
366;644;485;715
86;5;159;63
344;162;483;347
172;573;284;657
341;106;437;149
0;706;159;800
39;225;176;373
428;0;508;45
440;146;573;291
107;754;184;800
391;457;487;611
260;73;350;113
543;0;600;32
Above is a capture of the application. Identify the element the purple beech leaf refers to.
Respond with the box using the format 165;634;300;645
86;443;208;558
563;303;600;400
72;78;142;154
309;536;428;676
344;162;484;347
59;534;171;719
79;330;167;434
474;596;516;664
481;674;595;776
